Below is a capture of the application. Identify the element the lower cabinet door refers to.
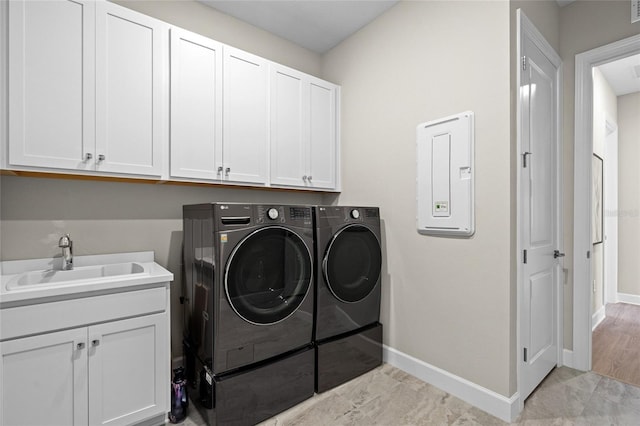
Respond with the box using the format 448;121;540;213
88;313;168;426
0;328;89;426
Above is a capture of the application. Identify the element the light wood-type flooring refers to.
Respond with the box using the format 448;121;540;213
592;302;640;388
184;363;640;425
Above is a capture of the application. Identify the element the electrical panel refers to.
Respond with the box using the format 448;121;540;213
416;111;474;237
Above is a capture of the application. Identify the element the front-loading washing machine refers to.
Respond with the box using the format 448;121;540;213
313;205;383;393
183;203;315;425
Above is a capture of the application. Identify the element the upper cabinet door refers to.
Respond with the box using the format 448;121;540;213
170;28;223;180
308;78;337;190
269;65;338;190
95;2;167;177
8;0;95;170
222;46;268;184
270;65;308;187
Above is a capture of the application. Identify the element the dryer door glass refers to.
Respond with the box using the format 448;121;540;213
225;227;312;325
324;224;382;303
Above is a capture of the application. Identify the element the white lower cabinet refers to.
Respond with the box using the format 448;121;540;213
0;313;168;426
0;328;89;426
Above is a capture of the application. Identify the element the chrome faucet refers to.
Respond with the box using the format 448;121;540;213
58;234;73;270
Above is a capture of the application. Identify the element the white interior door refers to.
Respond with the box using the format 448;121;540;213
519;13;562;401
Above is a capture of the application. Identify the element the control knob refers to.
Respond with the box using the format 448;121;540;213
267;208;279;220
350;209;360;219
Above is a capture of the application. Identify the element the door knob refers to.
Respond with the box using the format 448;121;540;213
554;250;565;259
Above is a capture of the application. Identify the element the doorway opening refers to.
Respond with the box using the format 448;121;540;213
572;33;640;373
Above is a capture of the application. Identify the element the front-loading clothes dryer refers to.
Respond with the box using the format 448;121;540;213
183;203;315;425
313;206;383;392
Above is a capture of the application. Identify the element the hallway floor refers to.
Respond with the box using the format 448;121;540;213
183;363;640;425
593;302;640;388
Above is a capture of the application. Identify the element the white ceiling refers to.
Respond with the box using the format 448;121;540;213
198;1;578;54
198;0;399;53
197;0;636;98
598;54;640;96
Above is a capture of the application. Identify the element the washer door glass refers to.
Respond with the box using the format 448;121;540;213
225;227;312;325
323;224;382;303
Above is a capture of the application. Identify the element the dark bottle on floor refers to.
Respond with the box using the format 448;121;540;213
169;367;188;423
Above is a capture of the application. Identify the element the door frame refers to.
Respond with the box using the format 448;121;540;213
516;9;564;412
572;33;640;372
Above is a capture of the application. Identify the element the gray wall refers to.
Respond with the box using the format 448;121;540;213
591;68;617;315
322;0;514;397
617;92;640;296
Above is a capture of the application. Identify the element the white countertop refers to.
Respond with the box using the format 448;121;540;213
0;251;173;306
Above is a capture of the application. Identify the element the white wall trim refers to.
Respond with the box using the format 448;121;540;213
591;306;606;331
0;0;7;171
573;33;640;372
563;349;575;368
383;345;520;423
617;293;640;305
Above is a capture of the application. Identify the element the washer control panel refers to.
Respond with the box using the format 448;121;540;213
255;206;312;226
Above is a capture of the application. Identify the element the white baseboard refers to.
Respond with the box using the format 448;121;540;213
383;345;519;423
617;293;640;305
592;306;606;331
563;349;574;369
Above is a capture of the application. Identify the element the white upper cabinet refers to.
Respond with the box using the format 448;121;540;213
5;1;339;190
222;46;269;185
308;79;337;189
170;42;268;185
170;28;223;180
270;66;306;187
8;0;95;171
7;0;166;177
95;2;167;177
270;64;338;190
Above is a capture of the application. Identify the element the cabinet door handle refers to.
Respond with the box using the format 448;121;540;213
307;176;312;182
225;167;230;176
302;175;307;181
98;154;105;162
92;339;100;347
85;153;93;161
76;342;85;350
217;166;223;174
